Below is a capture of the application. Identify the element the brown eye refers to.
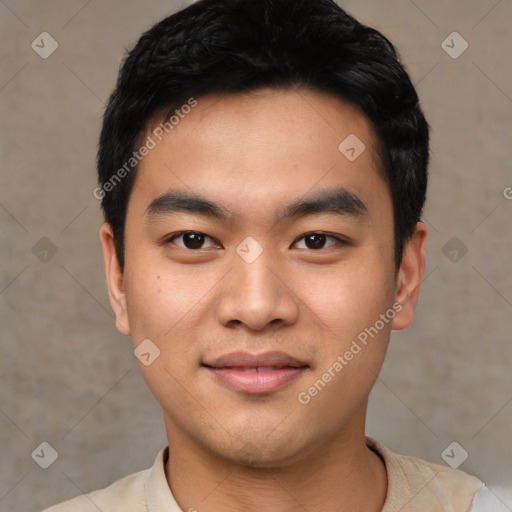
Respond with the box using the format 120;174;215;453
293;233;344;250
166;231;217;250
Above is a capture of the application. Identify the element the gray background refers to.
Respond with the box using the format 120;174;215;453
0;0;511;510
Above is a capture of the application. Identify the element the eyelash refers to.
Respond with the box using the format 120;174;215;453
162;231;348;251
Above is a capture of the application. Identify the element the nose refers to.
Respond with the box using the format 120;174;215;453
215;250;300;332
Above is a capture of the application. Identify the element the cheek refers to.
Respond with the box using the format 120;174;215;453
123;259;199;343
123;257;224;377
122;266;200;402
295;266;394;421
300;260;394;340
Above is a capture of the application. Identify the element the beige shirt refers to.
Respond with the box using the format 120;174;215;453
43;437;485;511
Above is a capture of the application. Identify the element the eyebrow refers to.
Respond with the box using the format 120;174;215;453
145;186;368;224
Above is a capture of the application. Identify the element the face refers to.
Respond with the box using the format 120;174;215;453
101;88;426;467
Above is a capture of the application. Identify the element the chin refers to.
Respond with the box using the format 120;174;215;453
218;431;312;469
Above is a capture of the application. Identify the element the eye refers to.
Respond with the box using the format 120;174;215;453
164;231;219;250
293;232;346;250
162;231;347;252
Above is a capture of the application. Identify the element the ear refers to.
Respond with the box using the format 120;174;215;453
99;223;131;336
391;222;427;331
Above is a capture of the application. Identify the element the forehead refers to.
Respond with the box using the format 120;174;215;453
130;88;389;224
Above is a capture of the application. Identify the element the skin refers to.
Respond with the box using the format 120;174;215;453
100;87;427;512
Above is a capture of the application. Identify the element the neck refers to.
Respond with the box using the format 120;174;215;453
164;413;387;512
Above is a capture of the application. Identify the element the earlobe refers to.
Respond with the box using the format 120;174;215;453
99;223;131;336
391;222;427;331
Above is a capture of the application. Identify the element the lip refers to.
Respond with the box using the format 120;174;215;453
202;351;309;394
203;350;309;369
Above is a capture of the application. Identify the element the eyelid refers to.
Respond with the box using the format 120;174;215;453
162;230;349;251
162;231;220;249
292;232;348;249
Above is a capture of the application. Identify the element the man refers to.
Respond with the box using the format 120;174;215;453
45;0;499;510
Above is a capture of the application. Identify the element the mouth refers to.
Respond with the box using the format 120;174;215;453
201;351;310;394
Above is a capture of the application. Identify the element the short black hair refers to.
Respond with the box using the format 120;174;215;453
97;0;429;271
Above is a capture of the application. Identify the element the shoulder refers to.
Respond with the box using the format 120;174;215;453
468;485;512;512
367;437;484;511
41;464;149;512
